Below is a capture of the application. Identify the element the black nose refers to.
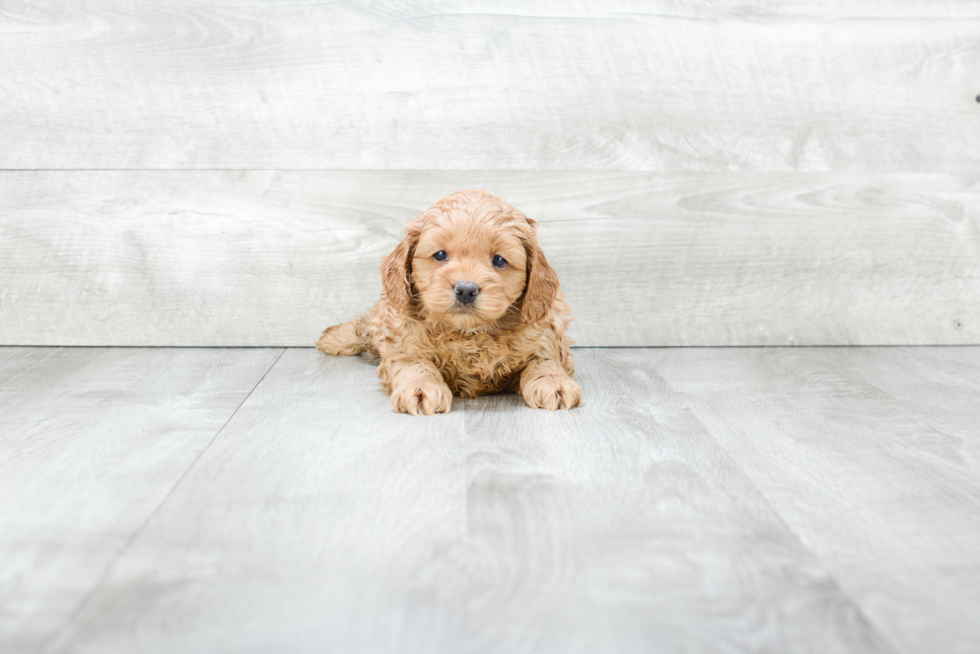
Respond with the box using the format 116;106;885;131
454;281;480;304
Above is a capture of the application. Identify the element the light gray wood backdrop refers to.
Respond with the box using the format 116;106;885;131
1;1;978;346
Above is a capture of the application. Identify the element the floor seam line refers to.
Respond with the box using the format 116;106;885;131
39;347;287;652
643;361;904;654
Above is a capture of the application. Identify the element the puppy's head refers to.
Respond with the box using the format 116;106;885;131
381;190;558;331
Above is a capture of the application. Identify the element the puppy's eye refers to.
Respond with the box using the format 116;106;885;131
491;254;508;269
433;250;448;261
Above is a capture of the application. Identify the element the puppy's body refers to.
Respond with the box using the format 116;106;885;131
327;290;575;398
318;190;581;415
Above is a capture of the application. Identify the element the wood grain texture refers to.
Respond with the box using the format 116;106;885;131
461;348;892;654
652;346;980;654
1;171;977;347
827;348;980;457
45;349;470;654
44;347;894;654
1;1;978;170
0;346;281;654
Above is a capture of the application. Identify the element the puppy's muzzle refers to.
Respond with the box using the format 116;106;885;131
454;281;480;305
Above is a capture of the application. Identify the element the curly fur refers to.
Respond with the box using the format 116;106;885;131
317;189;582;415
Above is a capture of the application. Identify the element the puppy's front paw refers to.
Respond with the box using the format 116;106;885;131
522;374;582;411
391;380;453;416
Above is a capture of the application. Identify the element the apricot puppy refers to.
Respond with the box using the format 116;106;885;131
317;189;582;415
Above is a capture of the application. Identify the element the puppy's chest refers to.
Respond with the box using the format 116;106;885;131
434;333;524;393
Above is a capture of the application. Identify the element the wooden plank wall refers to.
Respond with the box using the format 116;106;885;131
1;1;978;346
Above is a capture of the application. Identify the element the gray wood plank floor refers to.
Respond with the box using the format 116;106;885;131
0;347;284;654
1;346;977;653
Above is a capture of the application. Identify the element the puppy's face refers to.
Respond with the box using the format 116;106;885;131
381;190;560;332
412;212;528;331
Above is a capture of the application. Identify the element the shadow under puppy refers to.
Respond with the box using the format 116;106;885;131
317;189;582;415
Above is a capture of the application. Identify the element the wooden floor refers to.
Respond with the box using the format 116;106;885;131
2;346;978;654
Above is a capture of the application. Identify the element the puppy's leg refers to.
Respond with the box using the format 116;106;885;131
519;359;582;410
316;320;365;356
386;359;453;416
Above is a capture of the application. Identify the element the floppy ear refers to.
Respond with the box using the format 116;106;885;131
381;220;422;313
520;218;559;324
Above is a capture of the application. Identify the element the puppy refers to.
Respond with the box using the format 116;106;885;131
317;189;582;415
